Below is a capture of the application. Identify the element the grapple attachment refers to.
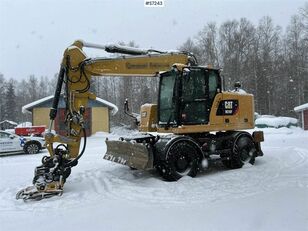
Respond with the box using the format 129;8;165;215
16;148;73;201
104;137;154;170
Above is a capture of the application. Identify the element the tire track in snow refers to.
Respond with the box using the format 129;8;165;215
259;147;308;192
3;142;308;211
68;146;308;207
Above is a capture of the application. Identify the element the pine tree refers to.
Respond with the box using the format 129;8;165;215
0;74;5;121
4;79;17;122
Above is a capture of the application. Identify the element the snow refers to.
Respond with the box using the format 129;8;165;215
82;40;179;55
294;103;308;112
16;122;32;127
255;115;298;128
1;127;308;231
231;88;248;94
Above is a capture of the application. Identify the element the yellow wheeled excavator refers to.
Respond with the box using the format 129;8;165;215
16;40;264;201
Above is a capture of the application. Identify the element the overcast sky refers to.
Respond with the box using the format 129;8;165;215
0;0;306;80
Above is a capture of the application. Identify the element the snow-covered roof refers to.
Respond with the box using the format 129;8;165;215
22;95;118;115
22;95;54;114
95;97;118;115
294;103;308;112
0;120;18;125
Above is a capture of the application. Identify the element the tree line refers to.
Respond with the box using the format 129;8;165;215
93;4;308;123
178;6;308;117
0;3;307;126
0;74;58;124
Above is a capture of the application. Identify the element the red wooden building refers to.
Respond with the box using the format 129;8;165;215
294;103;308;130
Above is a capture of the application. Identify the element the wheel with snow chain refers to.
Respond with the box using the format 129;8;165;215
157;138;201;181
24;141;41;154
222;136;256;169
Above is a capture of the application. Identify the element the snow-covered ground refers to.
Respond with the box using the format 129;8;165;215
0;127;307;231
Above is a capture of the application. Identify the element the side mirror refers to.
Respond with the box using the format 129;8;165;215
9;135;15;139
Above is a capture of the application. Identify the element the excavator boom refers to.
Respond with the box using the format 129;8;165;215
16;40;195;201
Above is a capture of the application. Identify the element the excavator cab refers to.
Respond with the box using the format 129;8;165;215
158;67;221;127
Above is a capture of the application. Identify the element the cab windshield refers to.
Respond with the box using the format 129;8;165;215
158;68;220;126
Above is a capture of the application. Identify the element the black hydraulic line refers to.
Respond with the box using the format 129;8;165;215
77;63;91;93
124;99;139;125
65;128;87;167
49;67;65;120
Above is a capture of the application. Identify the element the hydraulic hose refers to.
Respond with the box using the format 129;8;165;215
49;67;65;120
65;128;87;167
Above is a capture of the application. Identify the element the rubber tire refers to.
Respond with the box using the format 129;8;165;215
24;141;41;154
157;139;200;181
222;136;255;169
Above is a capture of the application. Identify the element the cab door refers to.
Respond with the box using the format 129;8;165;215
179;68;219;125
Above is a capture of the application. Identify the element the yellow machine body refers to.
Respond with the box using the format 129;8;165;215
140;92;255;134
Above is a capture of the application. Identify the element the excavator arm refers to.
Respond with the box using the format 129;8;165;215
16;40;195;201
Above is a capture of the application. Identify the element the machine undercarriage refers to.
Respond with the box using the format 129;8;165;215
105;130;264;181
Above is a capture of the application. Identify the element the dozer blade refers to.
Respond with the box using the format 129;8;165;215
104;140;153;170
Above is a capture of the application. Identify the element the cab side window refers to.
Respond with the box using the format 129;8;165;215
209;71;218;100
